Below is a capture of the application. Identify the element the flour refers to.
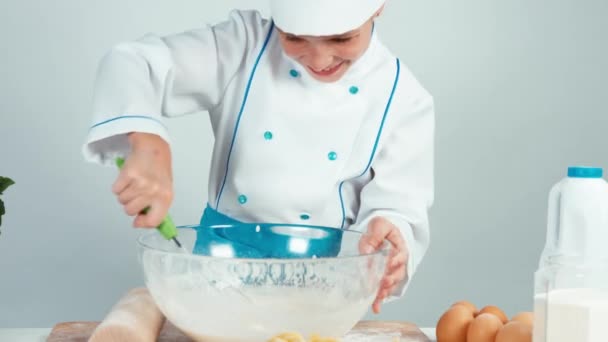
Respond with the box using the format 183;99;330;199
533;288;608;342
146;273;375;342
342;330;412;342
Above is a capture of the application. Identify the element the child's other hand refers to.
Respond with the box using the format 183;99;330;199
112;133;173;228
358;217;408;314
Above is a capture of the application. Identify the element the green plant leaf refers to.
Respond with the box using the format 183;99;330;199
0;177;15;194
0;198;4;228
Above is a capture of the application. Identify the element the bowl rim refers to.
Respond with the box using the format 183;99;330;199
136;223;391;261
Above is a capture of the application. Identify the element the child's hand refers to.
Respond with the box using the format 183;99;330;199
112;133;173;228
358;217;408;314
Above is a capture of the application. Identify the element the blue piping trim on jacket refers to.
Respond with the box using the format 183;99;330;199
215;21;275;209
339;58;401;229
89;115;168;130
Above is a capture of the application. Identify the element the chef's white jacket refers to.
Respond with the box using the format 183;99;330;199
83;10;435;300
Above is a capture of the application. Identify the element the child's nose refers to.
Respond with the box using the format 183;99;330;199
307;52;334;71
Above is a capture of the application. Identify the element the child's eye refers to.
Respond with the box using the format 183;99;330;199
285;35;303;42
330;37;354;44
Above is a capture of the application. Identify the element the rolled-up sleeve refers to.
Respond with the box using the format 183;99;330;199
82;10;268;165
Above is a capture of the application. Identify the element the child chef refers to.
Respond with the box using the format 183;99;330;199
82;0;435;313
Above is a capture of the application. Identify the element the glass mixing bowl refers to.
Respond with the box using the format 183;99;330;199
137;224;389;341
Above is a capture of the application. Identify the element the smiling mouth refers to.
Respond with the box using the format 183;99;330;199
308;61;344;77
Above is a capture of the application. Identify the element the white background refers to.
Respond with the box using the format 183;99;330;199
0;0;606;328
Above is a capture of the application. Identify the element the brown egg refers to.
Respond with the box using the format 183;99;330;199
478;305;508;323
436;305;475;342
451;300;478;315
466;313;503;342
511;312;534;327
495;321;532;342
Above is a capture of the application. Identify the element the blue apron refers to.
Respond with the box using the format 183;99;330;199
193;204;343;258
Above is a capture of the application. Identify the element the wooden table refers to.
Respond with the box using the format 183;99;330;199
0;328;437;342
21;321;436;342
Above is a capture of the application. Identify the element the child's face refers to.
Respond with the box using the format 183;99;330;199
277;18;375;83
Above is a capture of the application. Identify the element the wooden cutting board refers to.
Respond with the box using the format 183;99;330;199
47;320;430;341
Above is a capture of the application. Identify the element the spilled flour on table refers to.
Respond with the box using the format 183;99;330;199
343;329;415;342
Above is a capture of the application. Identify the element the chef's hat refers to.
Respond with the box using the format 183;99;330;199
269;0;385;36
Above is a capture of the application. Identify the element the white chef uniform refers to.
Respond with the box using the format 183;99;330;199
82;1;435;301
